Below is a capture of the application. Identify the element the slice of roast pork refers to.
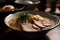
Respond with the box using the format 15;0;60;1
42;19;52;27
21;22;39;32
33;20;46;28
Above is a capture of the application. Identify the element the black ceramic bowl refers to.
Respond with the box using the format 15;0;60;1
0;2;25;13
4;11;60;38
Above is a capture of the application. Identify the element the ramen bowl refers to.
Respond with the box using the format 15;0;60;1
4;11;60;38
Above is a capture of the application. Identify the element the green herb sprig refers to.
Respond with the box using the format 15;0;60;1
18;12;32;23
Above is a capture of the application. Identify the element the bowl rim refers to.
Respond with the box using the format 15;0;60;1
15;0;40;4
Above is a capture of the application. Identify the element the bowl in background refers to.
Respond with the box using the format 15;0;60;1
15;0;40;10
0;2;25;13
